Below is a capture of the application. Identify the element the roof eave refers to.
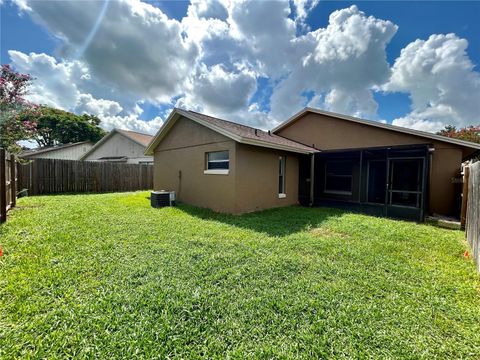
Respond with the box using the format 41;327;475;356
238;137;316;154
20;141;93;158
144;110;182;155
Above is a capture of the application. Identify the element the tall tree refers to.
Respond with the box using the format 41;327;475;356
437;125;480;144
0;64;38;152
17;106;106;147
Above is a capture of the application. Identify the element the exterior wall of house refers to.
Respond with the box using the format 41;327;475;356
429;147;463;215
276;112;465;216
83;132;153;164
27;143;93;160
154;116;237;213
153;116;300;214
234;143;299;213
277;112;437;149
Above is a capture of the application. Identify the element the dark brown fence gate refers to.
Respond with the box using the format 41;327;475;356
0;149;17;223
18;158;153;195
465;161;479;273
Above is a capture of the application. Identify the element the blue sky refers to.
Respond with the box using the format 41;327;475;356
1;0;479;134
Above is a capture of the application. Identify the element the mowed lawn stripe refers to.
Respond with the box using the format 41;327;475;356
1;192;479;358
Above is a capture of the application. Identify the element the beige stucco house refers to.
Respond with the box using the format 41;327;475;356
145;108;480;220
81;128;153;164
20;141;94;160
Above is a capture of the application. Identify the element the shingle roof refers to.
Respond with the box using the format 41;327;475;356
116;129;153;146
145;108;317;155
181;110;317;153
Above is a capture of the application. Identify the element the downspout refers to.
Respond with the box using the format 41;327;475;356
426;146;435;218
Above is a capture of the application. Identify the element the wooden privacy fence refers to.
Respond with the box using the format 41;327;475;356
465;161;480;273
18;158;153;195
0;149;18;223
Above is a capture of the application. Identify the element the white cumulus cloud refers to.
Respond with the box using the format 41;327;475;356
385;33;480;131
270;5;397;121
293;0;320;22
8;50;162;134
8;0;480;134
180;64;257;113
15;0;198;103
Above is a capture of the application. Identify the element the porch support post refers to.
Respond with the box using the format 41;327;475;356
309;153;315;206
358;150;363;203
384;148;390;216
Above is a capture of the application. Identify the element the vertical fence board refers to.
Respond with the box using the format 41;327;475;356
465;162;480;273
1;149;19;223
10;154;16;207
0;149;6;223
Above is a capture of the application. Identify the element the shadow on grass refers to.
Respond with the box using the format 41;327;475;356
177;204;348;237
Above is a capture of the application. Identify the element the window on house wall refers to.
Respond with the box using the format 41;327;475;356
278;156;286;197
324;160;353;195
205;150;229;174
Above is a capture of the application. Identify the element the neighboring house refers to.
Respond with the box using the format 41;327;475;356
145;108;480;220
81;128;153;164
20;141;94;160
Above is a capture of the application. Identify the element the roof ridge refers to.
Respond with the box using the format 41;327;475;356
116;128;152;136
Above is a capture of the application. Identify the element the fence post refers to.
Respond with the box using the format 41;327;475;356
0;149;6;223
461;166;469;230
32;159;38;195
10;154;16;208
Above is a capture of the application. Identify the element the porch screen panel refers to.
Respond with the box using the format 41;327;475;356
389;159;422;208
324;160;353;195
367;160;386;204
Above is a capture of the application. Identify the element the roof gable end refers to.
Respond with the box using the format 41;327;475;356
80;128;151;161
145;108;317;155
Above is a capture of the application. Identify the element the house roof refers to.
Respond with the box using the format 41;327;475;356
145;108;318;155
80;128;153;161
116;129;153;146
273;107;480;151
20;141;93;158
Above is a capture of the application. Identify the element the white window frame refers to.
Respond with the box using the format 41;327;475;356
204;169;229;175
278;156;286;198
204;150;229;175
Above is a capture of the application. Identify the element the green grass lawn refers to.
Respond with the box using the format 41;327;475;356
1;192;479;358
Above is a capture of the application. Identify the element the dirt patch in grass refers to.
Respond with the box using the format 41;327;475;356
309;226;349;239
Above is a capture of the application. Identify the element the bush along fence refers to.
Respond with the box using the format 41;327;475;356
18;158;153;195
464;161;480;273
0;149;18;223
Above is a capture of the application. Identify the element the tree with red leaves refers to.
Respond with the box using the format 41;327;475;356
437;125;480;144
0;64;38;152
